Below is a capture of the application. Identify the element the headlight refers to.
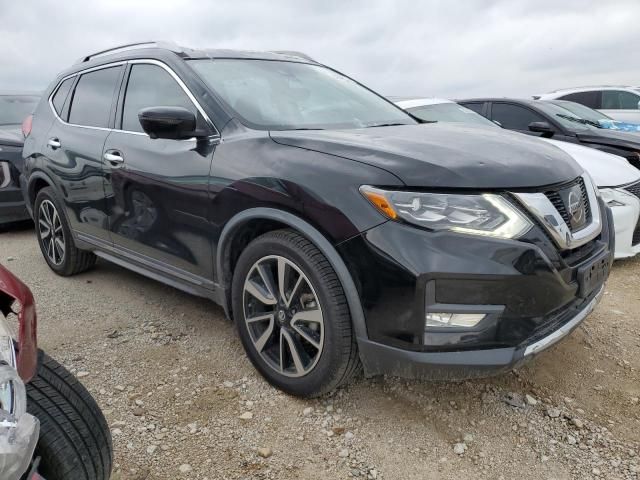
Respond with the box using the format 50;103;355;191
360;186;533;239
599;188;635;207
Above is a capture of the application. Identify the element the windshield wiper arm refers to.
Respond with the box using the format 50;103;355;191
364;122;413;128
556;114;601;128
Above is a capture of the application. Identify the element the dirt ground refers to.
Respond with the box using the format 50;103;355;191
2;225;639;480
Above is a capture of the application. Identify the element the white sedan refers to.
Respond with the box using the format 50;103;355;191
395;97;640;259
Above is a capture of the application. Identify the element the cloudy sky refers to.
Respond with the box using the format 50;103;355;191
1;0;639;99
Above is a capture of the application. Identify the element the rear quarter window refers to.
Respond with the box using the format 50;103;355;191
51;77;74;117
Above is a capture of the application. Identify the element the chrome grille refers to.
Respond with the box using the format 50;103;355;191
513;174;601;251
544;178;591;233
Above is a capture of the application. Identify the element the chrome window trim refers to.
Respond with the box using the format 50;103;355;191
48;62;126;132
0;161;11;189
513;174;602;250
48;59;220;138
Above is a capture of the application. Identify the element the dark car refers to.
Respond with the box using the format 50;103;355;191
0;92;39;226
459;98;640;169
22;42;612;397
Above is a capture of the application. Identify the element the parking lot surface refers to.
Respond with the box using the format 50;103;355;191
2;226;639;480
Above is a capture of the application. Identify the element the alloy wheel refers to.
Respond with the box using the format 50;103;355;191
242;255;324;377
38;199;65;265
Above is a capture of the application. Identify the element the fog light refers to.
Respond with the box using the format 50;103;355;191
425;312;486;328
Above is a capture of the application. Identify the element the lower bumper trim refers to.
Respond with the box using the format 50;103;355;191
523;286;604;356
358;286;605;380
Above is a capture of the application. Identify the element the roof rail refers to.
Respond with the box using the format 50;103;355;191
76;41;182;64
270;50;316;62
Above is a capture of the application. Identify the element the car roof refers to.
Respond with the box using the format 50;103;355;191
458;98;540;107
393;97;453;109
538;85;640;96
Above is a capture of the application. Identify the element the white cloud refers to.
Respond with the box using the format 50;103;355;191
1;0;638;98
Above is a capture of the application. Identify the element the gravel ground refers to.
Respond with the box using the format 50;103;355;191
2;225;639;480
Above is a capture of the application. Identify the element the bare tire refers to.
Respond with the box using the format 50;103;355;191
34;187;96;276
232;229;360;397
26;350;113;480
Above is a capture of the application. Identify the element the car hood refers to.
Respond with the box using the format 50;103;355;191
576;128;640;150
0;125;24;147
270;124;582;189
541;138;640;188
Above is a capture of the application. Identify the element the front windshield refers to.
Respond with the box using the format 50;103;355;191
408;103;498;127
534;102;599;131
548;101;610;124
0;96;39;126
189;59;416;130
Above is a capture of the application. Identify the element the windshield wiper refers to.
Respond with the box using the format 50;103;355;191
364;122;413;128
556;114;601;128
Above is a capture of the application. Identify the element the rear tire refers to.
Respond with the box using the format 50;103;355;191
34;187;96;276
232;229;360;397
26;350;113;480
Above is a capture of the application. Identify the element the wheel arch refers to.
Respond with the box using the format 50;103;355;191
216;208;368;342
27;171;56;207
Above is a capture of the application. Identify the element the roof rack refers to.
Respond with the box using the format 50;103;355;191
76;41;182;64
270;51;316;62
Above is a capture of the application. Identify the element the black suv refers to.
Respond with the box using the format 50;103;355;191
22;42;613;397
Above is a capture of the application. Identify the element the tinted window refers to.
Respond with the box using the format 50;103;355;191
491;103;547;130
0;95;39;126
602;90;640;110
190;59;415;130
68;67;121;128
558;91;600;109
461;103;484;115
51;78;74;117
121;64;196;133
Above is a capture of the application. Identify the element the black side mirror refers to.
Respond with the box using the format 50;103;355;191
138;106;202;140
528;121;555;137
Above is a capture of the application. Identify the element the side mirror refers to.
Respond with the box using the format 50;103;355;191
528;121;555;137
138;106;201;140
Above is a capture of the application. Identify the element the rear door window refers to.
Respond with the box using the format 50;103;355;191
558;91;601;109
490;103;546;130
68;66;122;128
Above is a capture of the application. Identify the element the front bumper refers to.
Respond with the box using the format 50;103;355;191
603;187;640;259
338;200;613;379
357;286;603;379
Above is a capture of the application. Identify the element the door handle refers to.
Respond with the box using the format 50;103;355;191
103;151;124;166
47;138;61;149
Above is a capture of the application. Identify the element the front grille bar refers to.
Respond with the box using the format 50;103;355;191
513;174;601;251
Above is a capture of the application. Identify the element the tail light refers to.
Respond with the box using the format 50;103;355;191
21;115;33;139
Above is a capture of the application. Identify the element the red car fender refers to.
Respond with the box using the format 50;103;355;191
0;263;38;382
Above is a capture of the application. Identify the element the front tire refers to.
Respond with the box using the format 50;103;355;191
232;229;360;397
26;350;113;480
34;187;96;276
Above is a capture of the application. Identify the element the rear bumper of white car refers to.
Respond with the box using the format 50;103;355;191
601;187;640;259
